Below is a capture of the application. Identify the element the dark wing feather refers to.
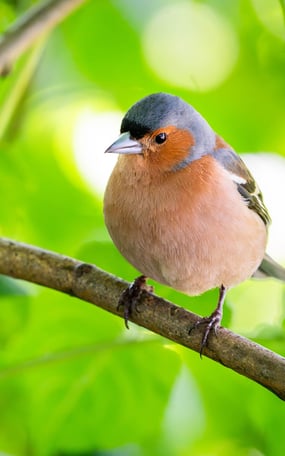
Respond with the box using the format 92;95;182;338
211;137;284;282
211;137;271;227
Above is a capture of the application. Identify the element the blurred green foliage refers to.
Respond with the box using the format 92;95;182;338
0;0;285;455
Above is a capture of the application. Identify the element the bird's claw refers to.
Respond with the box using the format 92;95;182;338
189;309;222;357
117;275;153;328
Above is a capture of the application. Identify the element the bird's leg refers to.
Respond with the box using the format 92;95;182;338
117;275;153;329
189;285;227;356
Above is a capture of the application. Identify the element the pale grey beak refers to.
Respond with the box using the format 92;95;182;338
104;132;143;155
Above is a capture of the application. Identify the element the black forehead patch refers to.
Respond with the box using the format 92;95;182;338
120;118;151;139
120;93;193;139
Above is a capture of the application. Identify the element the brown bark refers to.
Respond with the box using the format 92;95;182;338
0;237;284;400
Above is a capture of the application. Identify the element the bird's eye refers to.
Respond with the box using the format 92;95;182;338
155;132;167;144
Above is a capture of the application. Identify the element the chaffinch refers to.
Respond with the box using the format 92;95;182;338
103;92;285;352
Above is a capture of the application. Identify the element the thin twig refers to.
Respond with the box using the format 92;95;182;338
0;0;87;75
0;339;157;379
0;237;285;400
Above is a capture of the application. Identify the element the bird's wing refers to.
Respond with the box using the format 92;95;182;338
211;137;285;282
211;137;271;226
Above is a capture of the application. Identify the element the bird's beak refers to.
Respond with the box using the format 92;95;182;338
104;132;143;155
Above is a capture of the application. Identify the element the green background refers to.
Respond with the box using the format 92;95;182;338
0;1;285;455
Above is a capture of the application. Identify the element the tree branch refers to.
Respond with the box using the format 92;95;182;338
0;0;87;75
0;237;285;400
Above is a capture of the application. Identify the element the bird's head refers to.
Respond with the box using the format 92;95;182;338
105;93;216;172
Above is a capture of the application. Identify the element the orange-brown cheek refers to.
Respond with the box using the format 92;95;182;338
148;128;195;171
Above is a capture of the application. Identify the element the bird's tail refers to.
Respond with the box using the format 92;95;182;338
253;253;285;281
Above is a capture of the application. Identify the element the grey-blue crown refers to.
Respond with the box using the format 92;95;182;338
120;93;216;156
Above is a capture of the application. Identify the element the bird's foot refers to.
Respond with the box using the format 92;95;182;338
117;275;153;329
189;285;226;357
189;308;222;357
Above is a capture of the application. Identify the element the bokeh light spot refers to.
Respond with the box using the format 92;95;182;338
73;110;121;195
142;2;239;92
251;0;285;40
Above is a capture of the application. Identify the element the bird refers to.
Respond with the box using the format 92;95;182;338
103;92;285;353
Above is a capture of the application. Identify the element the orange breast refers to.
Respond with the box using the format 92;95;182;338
104;154;267;295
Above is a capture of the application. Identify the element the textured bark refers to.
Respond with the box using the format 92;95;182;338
0;237;285;400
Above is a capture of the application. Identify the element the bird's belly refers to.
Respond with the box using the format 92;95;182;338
104;160;267;296
105;198;266;295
